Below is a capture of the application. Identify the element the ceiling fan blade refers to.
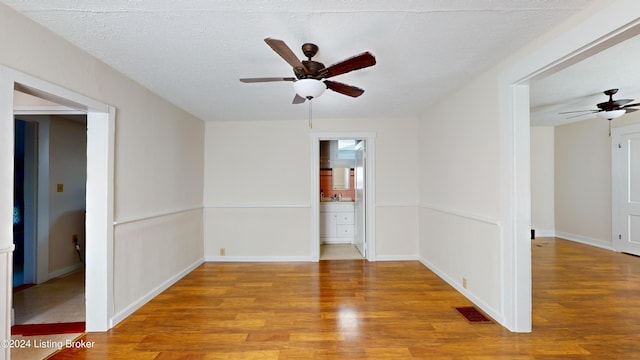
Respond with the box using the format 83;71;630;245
612;99;634;107
558;109;598;114
264;38;308;75
566;112;597;119
622;102;640;109
324;80;365;97
240;77;296;83
625;108;639;113
598;99;634;110
319;52;376;79
292;94;306;104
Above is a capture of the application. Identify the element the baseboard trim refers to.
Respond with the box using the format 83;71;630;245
418;256;504;327
376;255;418;261
531;230;555;238
48;263;83;280
110;257;204;327
555;232;614;251
321;240;352;245
205;256;314;262
205;255;418;262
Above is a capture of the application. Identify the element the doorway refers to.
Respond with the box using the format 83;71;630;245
1;67;115;332
13;114;88;284
311;132;376;261
12;113;87;329
319;139;364;260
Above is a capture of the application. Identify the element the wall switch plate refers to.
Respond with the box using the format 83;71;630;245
220;248;225;256
57;184;64;192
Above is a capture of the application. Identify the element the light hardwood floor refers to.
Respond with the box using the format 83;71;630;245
51;238;640;359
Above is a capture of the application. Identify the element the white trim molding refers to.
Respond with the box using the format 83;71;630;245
114;206;204;226
13;105;84;115
376;254;418;261
377;201;420;208
555;232;615;251
420;203;501;226
205;203;310;209
205;256;313;262
48;263;83;280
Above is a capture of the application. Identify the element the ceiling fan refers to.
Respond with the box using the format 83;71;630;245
560;88;640;120
240;38;376;104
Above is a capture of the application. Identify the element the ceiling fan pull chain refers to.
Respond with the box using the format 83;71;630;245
308;100;313;128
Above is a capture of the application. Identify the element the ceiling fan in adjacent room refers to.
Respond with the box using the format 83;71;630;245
240;38;376;104
560;88;640;120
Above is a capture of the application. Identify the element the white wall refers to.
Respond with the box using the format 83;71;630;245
203;116;419;260
555;118;612;247
0;2;205;342
48;116;86;276
530;126;555;236
419;68;503;320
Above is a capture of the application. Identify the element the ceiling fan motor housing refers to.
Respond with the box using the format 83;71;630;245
301;60;325;78
302;43;319;58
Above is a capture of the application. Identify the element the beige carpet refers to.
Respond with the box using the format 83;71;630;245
320;244;364;260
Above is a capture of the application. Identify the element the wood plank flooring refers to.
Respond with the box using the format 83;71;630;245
50;238;640;359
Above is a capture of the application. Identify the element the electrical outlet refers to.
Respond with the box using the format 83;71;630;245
220;248;225;256
462;277;468;289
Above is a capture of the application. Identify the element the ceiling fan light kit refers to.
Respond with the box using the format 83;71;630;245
596;109;625;120
293;79;326;100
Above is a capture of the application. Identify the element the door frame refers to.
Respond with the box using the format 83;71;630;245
353;140;366;258
611;123;640;253
311;132;376;261
1;65;115;332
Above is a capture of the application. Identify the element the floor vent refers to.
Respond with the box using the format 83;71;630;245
455;306;494;324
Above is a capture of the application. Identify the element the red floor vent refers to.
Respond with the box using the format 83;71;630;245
455;306;494;324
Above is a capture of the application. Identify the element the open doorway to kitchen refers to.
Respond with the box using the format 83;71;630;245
311;133;376;261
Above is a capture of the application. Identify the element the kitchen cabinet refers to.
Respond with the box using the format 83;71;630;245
320;202;355;244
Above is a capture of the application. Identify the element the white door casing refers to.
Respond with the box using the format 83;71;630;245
354;141;366;257
311;132;376;261
1;66;115;333
612;124;640;255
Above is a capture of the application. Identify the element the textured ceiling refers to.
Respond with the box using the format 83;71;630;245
1;0;597;122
